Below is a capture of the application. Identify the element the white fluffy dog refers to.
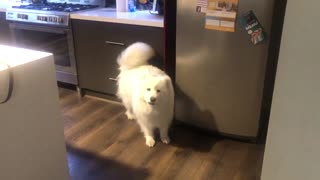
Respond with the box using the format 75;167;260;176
116;42;174;147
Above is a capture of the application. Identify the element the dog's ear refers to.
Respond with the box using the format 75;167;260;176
164;76;171;85
163;76;174;94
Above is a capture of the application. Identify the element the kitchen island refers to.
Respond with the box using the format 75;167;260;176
1;4;164;99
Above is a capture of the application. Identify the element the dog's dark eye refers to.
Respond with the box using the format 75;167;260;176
147;88;151;91
157;90;160;93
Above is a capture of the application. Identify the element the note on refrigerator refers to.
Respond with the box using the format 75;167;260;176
196;0;208;13
205;0;239;32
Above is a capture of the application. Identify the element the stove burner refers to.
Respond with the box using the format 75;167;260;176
12;3;99;12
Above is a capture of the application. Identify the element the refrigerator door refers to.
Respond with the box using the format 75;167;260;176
175;0;275;138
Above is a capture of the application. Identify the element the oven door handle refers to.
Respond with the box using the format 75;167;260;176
9;23;69;34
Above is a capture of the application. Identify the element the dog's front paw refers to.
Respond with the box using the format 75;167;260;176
145;136;156;147
161;136;171;144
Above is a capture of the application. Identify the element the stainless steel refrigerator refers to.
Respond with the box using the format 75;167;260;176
175;0;277;139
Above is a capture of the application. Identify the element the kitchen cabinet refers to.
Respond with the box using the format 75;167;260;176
0;12;12;45
72;20;163;97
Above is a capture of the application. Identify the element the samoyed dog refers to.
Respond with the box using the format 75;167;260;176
116;42;174;147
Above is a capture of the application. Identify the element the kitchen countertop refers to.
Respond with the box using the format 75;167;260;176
1;6;163;28
71;8;164;28
0;4;8;12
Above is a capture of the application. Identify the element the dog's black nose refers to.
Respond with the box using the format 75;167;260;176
150;97;156;103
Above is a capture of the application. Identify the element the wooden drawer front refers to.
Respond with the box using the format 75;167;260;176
72;20;163;95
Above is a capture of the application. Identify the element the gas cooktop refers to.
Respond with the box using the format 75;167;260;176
6;3;99;26
12;3;99;12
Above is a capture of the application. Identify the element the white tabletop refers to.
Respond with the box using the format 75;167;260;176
0;45;51;71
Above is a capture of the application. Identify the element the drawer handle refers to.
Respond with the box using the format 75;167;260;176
108;77;118;81
105;41;126;46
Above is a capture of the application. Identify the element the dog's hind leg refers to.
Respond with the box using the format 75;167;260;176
160;126;171;144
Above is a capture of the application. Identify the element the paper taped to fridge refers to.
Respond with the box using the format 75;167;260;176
205;0;239;32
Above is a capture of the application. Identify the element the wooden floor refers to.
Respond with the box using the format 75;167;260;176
59;88;265;180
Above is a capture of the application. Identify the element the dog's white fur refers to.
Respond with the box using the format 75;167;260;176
116;42;174;147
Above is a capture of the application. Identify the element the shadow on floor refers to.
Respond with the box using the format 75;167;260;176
165;85;220;153
166;123;221;153
66;144;150;180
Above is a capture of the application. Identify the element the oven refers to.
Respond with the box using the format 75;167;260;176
8;21;78;85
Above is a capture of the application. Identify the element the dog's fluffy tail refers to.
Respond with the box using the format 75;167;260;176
117;42;155;71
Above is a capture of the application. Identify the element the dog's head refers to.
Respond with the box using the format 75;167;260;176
140;76;171;106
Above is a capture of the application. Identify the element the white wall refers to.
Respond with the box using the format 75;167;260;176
261;0;320;180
